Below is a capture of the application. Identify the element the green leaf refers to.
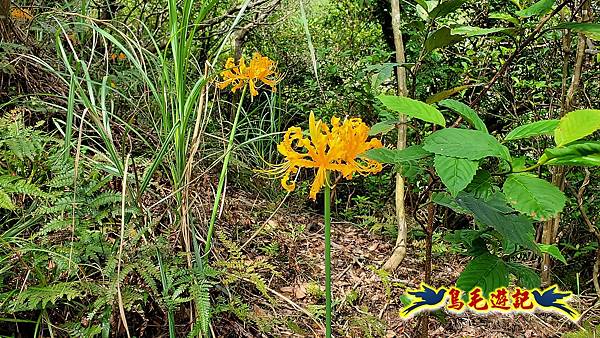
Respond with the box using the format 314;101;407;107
465;170;495;200
506;262;541;289
553;23;600;40
537;244;567;265
505;120;559;141
502;174;566;221
434;155;478;196
445;229;484;247
456;253;509;297
515;0;554;17
424;27;464;53
426;84;475;104
554;109;600;146
369;120;399;136
438;99;488;132
395;145;431;162
456;192;538;252
445;229;489;256
423;128;510;161
0;190;15;210
431;192;470;214
489;12;520;25
363;148;396;164
377;95;446;127
396;161;424;180
541;141;600;166
451;26;509;37
429;0;467;19
364;145;430;165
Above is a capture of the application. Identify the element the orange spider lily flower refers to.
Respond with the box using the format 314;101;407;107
218;52;280;97
332;116;383;179
266;112;382;200
10;7;33;21
110;52;126;62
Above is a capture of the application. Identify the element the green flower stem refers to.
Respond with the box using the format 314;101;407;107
204;86;247;256
324;179;332;338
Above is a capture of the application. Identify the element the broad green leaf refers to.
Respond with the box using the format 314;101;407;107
377;95;446;127
415;1;430;20
489;12;520;25
501;236;517;254
456;192;538;252
438;99;488;132
506;262;541;289
0;190;14;210
509;157;528;172
434;155;478;196
423;128;510;161
431;192;470;214
456;253;509;296
369;120;399;136
515;0;554;17
553;23;600;40
424;27;464;53
502;174;566;221
426;84;476;104
445;229;484;247
395;161;424;180
429;0;467;19
554;109;600;146
451;26;509;37
483;192;515;214
364;145;430;165
505;120;559;141
395;145;431;162
465;170;495;199
537;244;567;265
363;148;396;164
445;230;489;256
541;141;600;166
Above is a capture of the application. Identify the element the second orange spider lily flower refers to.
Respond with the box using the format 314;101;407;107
10;7;33;21
218;52;281;97
268;112;382;200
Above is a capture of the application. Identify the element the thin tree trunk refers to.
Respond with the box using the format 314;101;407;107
541;0;590;284
419;202;436;338
0;0;11;36
383;0;409;272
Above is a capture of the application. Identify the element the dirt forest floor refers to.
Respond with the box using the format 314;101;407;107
205;188;599;338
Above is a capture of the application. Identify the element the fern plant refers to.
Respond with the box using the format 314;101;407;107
0;112;51;210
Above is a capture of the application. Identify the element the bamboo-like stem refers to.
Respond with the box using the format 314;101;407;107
324;180;332;338
383;0;409;272
204;85;248;256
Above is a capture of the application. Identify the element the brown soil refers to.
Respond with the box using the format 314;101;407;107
206;188;598;338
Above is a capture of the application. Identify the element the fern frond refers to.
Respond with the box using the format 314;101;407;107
0;189;15;210
190;281;212;336
34;218;72;238
88;192;121;210
8;282;85;312
47;170;75;188
1;176;50;199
